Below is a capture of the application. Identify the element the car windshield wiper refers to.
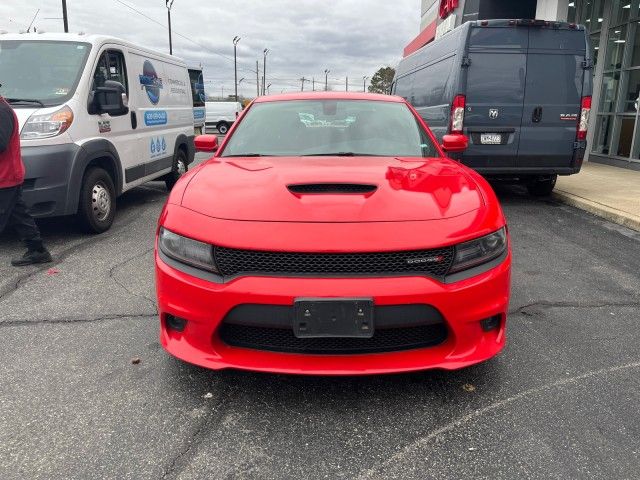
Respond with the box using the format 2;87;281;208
302;152;378;157
5;98;46;107
222;153;265;157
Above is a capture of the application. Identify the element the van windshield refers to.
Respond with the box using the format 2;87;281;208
0;40;91;107
221;100;439;158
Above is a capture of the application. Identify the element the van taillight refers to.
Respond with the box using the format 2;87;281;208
577;96;591;140
450;95;465;134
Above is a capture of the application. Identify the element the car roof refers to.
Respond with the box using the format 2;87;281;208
254;91;405;103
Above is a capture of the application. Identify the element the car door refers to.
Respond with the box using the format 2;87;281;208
518;27;587;168
463;26;529;169
88;47;138;186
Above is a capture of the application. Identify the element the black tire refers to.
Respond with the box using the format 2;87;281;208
164;149;189;191
526;174;557;197
217;121;229;134
77;167;116;234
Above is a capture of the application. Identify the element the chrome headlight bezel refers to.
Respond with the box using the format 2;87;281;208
449;227;507;274
158;227;219;273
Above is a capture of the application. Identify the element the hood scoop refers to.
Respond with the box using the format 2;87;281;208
287;183;378;195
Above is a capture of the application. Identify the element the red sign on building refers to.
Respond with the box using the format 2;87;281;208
439;0;459;19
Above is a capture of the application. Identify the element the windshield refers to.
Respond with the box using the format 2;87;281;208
0;40;91;107
221;100;440;157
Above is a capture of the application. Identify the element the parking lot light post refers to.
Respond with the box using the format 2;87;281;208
262;49;269;96
324;69;330;91
267;83;272;95
166;0;175;55
363;76;368;93
62;0;68;32
238;77;245;100
233;36;241;102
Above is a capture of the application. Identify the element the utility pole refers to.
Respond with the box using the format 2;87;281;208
256;60;260;97
262;49;269;96
300;77;308;91
324;69;330;91
346;76;348;92
312;78;315;91
166;0;175;55
363;76;369;93
221;86;224;99
233;36;241;102
238;77;244;100
61;1;68;32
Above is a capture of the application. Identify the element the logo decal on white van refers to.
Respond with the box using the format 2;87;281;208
144;110;168;126
139;60;163;105
489;108;499;119
560;113;578;121
150;136;167;158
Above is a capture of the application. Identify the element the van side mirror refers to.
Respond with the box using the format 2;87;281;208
194;134;219;153
441;134;468;153
90;80;129;117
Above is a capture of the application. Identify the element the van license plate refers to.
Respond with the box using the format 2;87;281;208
480;134;502;144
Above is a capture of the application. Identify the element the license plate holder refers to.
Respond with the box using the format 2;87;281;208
480;133;502;144
293;298;374;338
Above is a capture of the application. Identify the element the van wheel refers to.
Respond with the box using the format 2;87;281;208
77;167;116;233
526;175;557;197
217;121;229;134
165;149;188;191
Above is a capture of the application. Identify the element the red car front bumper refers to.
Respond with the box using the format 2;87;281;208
155;249;511;375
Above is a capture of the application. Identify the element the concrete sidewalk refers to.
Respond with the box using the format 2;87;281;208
553;161;640;231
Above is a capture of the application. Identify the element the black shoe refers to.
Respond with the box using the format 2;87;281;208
11;248;53;267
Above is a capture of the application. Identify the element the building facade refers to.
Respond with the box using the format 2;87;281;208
405;0;640;171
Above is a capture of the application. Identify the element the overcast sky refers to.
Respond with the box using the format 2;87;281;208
0;0;419;97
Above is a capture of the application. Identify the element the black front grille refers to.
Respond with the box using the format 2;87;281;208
288;183;377;194
214;246;454;278
219;323;448;354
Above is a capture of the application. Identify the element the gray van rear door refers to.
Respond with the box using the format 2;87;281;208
518;28;586;167
464;27;529;169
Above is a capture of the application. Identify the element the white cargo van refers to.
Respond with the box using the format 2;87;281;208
0;33;195;232
205;101;242;134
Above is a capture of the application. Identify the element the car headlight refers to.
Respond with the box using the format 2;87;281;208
20;106;74;140
449;227;507;274
158;228;219;273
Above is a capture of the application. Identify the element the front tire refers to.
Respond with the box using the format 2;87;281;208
77;167;116;234
526;174;557;197
164;149;188;191
217;121;229;134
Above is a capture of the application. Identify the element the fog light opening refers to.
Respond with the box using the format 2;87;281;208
480;315;501;332
166;314;187;332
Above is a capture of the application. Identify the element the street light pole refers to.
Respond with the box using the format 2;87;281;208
267;83;272;95
363;76;369;93
256;60;260;97
166;0;175;55
324;69;330;91
61;0;68;33
238;77;245;100
233;36;241;102
262;49;269;96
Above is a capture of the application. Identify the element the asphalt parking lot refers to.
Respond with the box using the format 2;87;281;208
1;159;639;479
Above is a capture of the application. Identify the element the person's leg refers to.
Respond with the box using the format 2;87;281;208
0;187;18;234
8;187;52;266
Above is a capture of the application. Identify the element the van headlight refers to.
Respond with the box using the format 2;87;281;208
21;106;74;139
449;228;507;273
159;228;219;273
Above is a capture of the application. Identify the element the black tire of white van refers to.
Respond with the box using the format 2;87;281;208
164;149;189;191
77;167;117;234
526;174;558;197
217;121;229;135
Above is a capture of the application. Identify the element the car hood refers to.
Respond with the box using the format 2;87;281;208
180;156;484;222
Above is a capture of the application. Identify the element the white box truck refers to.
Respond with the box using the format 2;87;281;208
0;33;195;232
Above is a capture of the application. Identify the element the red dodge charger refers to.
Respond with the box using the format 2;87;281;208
155;92;511;375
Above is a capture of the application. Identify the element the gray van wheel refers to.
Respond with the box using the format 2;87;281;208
527;174;557;197
217;121;229;134
77;167;116;234
165;149;188;191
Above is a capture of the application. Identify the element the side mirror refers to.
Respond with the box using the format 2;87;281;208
91;80;129;116
194;134;219;153
441;134;468;153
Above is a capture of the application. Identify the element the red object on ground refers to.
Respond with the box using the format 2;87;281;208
155;92;511;375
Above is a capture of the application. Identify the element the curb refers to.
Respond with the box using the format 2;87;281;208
552;190;640;232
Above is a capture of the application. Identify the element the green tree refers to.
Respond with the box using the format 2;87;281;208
368;66;395;94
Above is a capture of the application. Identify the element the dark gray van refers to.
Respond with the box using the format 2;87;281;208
392;19;592;196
